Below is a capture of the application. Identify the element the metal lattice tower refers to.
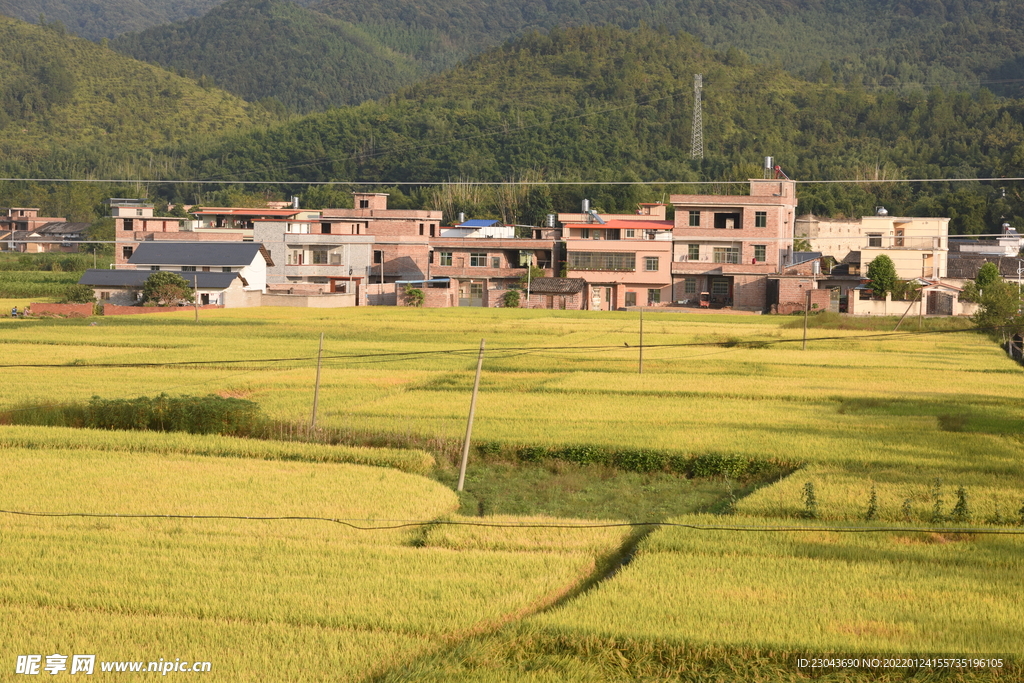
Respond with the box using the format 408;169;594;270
690;74;703;160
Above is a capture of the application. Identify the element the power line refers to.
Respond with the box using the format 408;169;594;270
0;324;1002;370
2;508;1022;535
3;177;1024;186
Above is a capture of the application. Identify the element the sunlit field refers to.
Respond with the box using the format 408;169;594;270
1;306;1021;679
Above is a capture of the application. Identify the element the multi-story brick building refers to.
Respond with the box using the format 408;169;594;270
428;236;555;307
109;199;187;264
671;179;798;310
562;218;674;310
321;193;441;283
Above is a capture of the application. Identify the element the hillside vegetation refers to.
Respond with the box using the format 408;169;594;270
0;0;226;40
314;0;1024;96
112;0;427;113
182;25;1024;232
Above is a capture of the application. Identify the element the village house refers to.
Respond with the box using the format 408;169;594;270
321;193;441;284
671;179;799;310
251;219;374;304
79;241;270;307
561;216;674;310
1;208;90;253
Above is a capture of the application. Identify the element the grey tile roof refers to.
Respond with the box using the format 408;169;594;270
34;222;90;236
946;255;1023;280
528;277;586;294
128;242;268;267
79;269;239;289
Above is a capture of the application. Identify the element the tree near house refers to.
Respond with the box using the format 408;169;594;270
143;272;194;306
960;262;1001;303
866;254;898;298
972;277;1024;342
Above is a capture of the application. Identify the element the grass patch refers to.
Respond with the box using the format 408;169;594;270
429;459;786;521
781;310;976;332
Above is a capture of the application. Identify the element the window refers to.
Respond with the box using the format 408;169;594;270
470;253;487;267
868;233;882;247
286;223;309;234
311;249;329;265
647;288;661;304
688;244;700;260
439;252;452;266
625;292;637;307
567;251;636;271
580;228;590;239
592;229;602;240
491;257;501;269
289;249;304;265
714;213;741;229
182;266;196;272
430;224;436;237
644;256;659;271
122;246;133;259
359;199;369;209
684;278;697;294
754;245;766;263
136;209;143;216
222;267;232;273
321;223;332;234
419;223;424;236
713;247;739;264
100;291;110;300
123;219;133;231
625;229;636;238
373;250;382;264
711;280;730;295
895;228;905;247
755;211;767;228
689;211;700;227
150;266;160;271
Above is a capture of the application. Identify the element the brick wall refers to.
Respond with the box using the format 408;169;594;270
733;275;768;310
28;303;95;317
102;304;224;315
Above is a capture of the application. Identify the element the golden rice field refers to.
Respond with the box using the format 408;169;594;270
1;305;1022;679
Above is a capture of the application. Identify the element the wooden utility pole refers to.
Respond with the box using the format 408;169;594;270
638;308;644;374
802;288;810;350
310;333;324;430
193;273;199;322
457;339;486;492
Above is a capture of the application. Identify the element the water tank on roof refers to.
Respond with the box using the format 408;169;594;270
582;199;590;213
875;206;888;216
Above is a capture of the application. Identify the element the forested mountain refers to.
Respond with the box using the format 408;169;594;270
0;0;225;40
314;0;1024;97
174;25;1024;232
0;15;277;218
111;0;428;113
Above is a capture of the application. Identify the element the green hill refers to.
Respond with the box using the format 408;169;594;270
0;14;277;218
179;25;1024;231
314;0;1024;96
0;0;225;40
111;0;427;113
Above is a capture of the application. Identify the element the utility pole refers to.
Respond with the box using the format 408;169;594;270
310;333;324;430
457;339;485;492
638;308;644;374
802;288;810;350
193;273;199;322
691;74;704;160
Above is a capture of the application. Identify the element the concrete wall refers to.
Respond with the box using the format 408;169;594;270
367;283;397;306
103;304;223;315
260;292;358;308
847;292;977;316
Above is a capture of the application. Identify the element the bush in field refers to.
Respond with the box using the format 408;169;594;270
59;283;95;303
83;394;263;435
502;289;521;308
143;271;194;306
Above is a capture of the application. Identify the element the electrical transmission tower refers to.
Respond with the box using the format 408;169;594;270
691;74;704;160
